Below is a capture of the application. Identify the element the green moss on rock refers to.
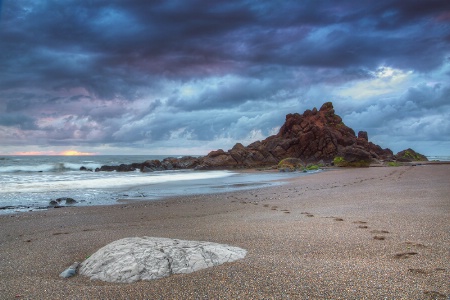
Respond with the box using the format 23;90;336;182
396;148;428;162
333;156;345;166
278;158;304;172
333;156;370;167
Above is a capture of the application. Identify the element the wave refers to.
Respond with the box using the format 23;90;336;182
0;162;103;173
426;155;450;162
0;170;236;193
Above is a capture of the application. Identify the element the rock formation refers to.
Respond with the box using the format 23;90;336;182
195;102;393;169
86;102;427;171
395;148;428;162
79;237;247;283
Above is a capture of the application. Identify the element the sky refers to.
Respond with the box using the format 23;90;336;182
0;1;449;156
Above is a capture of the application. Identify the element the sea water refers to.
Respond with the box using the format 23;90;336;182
426;155;450;162
0;155;317;214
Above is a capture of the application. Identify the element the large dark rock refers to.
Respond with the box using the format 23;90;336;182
141;160;164;172
335;146;373;167
96;163;141;172
95;102;422;170
195;102;393;169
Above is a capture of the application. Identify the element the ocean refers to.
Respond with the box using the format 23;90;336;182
0;155;316;214
426;155;450;162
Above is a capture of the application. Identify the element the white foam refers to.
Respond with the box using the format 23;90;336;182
64;162;102;171
0;170;235;193
0;162;106;173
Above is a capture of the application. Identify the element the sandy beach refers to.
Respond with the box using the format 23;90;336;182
0;164;449;299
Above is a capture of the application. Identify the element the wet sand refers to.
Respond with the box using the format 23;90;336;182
0;165;449;299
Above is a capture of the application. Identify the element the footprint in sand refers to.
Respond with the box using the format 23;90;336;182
408;268;429;275
353;221;369;229
369;230;389;240
300;212;314;217
323;216;344;221
422;290;447;299
394;252;418;259
402;241;428;248
353;221;368;224
370;230;389;234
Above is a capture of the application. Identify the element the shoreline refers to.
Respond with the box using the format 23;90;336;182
0;168;316;214
0;165;449;298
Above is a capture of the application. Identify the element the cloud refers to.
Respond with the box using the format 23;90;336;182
0;113;36;130
343;81;450;147
0;1;449;155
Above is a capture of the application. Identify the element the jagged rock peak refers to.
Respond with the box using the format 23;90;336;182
358;131;368;141
319;101;334;112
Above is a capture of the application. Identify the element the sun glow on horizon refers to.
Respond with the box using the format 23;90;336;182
60;150;96;156
10;150;97;156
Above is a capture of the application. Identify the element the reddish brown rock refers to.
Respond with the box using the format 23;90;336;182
358;131;368;141
94;102;406;171
196;102;393;169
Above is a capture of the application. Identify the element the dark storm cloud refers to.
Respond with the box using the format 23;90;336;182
2;0;448;93
0;0;449;154
0;113;36;130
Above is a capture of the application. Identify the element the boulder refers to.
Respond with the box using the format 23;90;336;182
335;146;372;167
277;158;305;172
96;164;141;172
395;148;428;162
140;160;164;172
79;237;247;283
50;197;77;206
162;156;201;169
79;166;93;172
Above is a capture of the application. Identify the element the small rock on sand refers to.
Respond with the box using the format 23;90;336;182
59;262;80;278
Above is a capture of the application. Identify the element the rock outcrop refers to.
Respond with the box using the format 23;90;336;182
85;102;422;171
79;237;247;283
395;148;428;162
195;102;393;169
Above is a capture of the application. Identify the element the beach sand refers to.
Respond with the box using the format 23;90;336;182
0;165;449;299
